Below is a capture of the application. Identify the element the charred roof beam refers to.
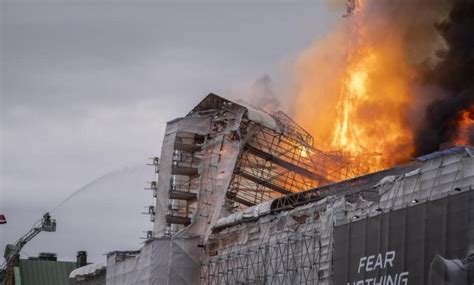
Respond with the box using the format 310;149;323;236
244;144;332;185
237;170;291;195
225;192;256;207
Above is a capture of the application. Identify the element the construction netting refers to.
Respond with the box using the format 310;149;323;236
201;147;474;284
105;236;201;285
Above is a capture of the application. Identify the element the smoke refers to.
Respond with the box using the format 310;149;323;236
251;74;280;113
414;0;474;154
236;74;281;114
324;0;346;11
361;0;450;63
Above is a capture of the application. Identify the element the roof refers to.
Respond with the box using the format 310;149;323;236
188;93;280;132
416;146;473;161
213;146;474;230
105;250;141;257
69;262;106;280
16;259;77;285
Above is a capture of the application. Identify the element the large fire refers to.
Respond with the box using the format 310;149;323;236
294;0;414;172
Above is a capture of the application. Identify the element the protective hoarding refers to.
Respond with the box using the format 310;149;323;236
333;190;474;285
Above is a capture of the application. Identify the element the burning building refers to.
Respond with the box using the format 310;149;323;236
95;93;474;285
74;1;474;284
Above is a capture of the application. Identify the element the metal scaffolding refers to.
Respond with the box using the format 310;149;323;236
226;108;367;209
152;94;368;236
200;146;474;285
200;211;333;285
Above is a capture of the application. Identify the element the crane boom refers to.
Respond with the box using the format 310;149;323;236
0;213;56;285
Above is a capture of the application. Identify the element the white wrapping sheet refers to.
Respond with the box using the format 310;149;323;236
106;237;201;285
69;262;106;280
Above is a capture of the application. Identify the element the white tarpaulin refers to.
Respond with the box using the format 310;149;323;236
106;236;201;285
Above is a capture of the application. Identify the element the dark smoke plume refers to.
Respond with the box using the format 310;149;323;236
414;0;474;154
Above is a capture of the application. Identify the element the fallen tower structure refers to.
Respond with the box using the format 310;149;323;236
151;94;365;239
89;94;473;285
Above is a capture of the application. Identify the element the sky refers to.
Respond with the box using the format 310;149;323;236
1;0;340;263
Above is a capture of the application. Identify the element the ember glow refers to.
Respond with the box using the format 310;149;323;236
300;146;309;158
454;107;474;145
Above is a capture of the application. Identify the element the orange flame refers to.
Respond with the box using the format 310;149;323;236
332;49;376;152
294;1;415;172
300;146;309;158
454;107;474;145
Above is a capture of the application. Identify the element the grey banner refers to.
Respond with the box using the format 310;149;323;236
333;190;474;285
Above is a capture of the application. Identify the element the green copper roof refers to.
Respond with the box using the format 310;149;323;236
16;259;77;285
